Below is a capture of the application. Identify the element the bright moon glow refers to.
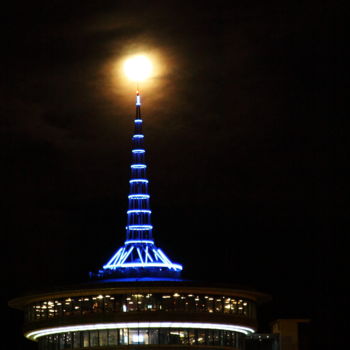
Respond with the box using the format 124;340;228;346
124;55;152;81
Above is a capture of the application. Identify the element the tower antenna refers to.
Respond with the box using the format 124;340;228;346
101;81;182;278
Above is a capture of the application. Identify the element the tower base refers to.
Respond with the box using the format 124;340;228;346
97;242;182;279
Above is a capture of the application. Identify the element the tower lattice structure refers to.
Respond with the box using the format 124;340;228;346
102;90;182;276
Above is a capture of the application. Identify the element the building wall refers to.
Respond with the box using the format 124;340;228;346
9;282;267;350
271;319;310;350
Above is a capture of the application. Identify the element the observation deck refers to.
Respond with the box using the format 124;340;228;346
9;280;270;350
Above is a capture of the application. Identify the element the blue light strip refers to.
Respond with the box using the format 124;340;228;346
119;246;134;265
103;247;124;267
135;119;142;123
136;247;144;263
145;246;153;262
125;240;154;245
133;134;144;138
127;225;153;230
128;194;150;199
157;248;172;265
132;149;145;153
131;164;147;169
113;262;183;269
153;249;171;269
127;209;152;214
129;179;149;184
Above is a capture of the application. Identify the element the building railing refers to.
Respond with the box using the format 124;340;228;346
26;293;256;322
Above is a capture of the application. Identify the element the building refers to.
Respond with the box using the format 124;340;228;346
9;90;271;350
270;319;311;350
246;333;280;350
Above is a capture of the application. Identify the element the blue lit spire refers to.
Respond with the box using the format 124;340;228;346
101;90;182;277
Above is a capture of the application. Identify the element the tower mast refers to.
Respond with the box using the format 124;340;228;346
102;89;182;277
126;89;153;243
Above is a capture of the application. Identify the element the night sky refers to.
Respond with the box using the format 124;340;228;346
2;1;343;349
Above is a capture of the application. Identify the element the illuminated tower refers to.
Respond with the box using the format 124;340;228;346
101;90;182;276
9;59;270;350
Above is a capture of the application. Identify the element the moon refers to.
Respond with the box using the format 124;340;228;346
124;55;153;81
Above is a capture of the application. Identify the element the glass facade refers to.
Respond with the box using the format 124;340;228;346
38;328;245;350
26;293;256;322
